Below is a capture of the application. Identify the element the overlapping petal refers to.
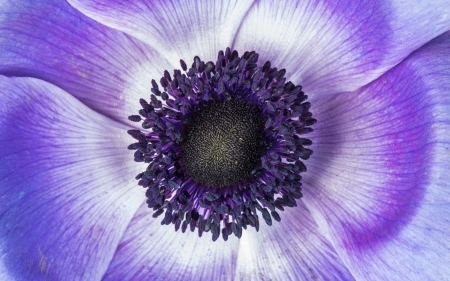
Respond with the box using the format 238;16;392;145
102;200;355;281
0;76;144;280
0;0;172;124
67;0;450;97
103;203;240;281
234;0;450;96
302;31;450;280
234;201;355;281
66;0;255;68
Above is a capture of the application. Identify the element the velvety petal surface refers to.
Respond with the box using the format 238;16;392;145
302;31;450;280
234;201;355;281
66;0;254;67
102;202;240;281
0;0;172;124
0;76;144;280
104;200;354;280
234;0;450;96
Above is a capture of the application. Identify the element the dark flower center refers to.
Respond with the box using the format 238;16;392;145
128;47;316;241
181;99;265;188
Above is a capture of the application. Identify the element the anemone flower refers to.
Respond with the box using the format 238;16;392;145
1;0;450;280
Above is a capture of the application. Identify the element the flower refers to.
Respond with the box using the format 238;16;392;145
0;0;449;280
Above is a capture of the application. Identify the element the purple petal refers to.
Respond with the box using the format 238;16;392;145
234;201;355;281
104;200;354;280
234;0;450;97
0;0;172;124
302;31;450;280
102;202;240;281
0;76;143;280
66;0;254;66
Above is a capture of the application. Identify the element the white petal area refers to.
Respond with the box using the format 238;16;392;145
67;0;254;68
0;76;144;280
0;0;173;125
234;201;355;281
301;31;450;280
234;0;450;97
103;202;240;281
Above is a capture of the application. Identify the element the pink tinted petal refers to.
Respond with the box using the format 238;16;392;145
0;77;143;281
234;0;450;97
103;203;240;281
66;0;254;67
302;31;450;280
234;201;355;281
0;0;172;124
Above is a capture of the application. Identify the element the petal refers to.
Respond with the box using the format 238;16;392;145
66;0;254;66
0;76;144;280
0;0;172;124
234;201;355;281
234;0;450;96
302;31;450;280
103;203;240;281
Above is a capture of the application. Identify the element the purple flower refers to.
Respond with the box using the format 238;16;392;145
1;0;449;280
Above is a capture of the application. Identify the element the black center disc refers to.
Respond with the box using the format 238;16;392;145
181;99;265;188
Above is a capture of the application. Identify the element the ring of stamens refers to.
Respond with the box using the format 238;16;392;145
128;47;316;241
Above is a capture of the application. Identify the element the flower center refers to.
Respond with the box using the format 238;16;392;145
128;47;316;241
181;99;264;188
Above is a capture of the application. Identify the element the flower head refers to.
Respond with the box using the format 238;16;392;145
1;0;450;280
